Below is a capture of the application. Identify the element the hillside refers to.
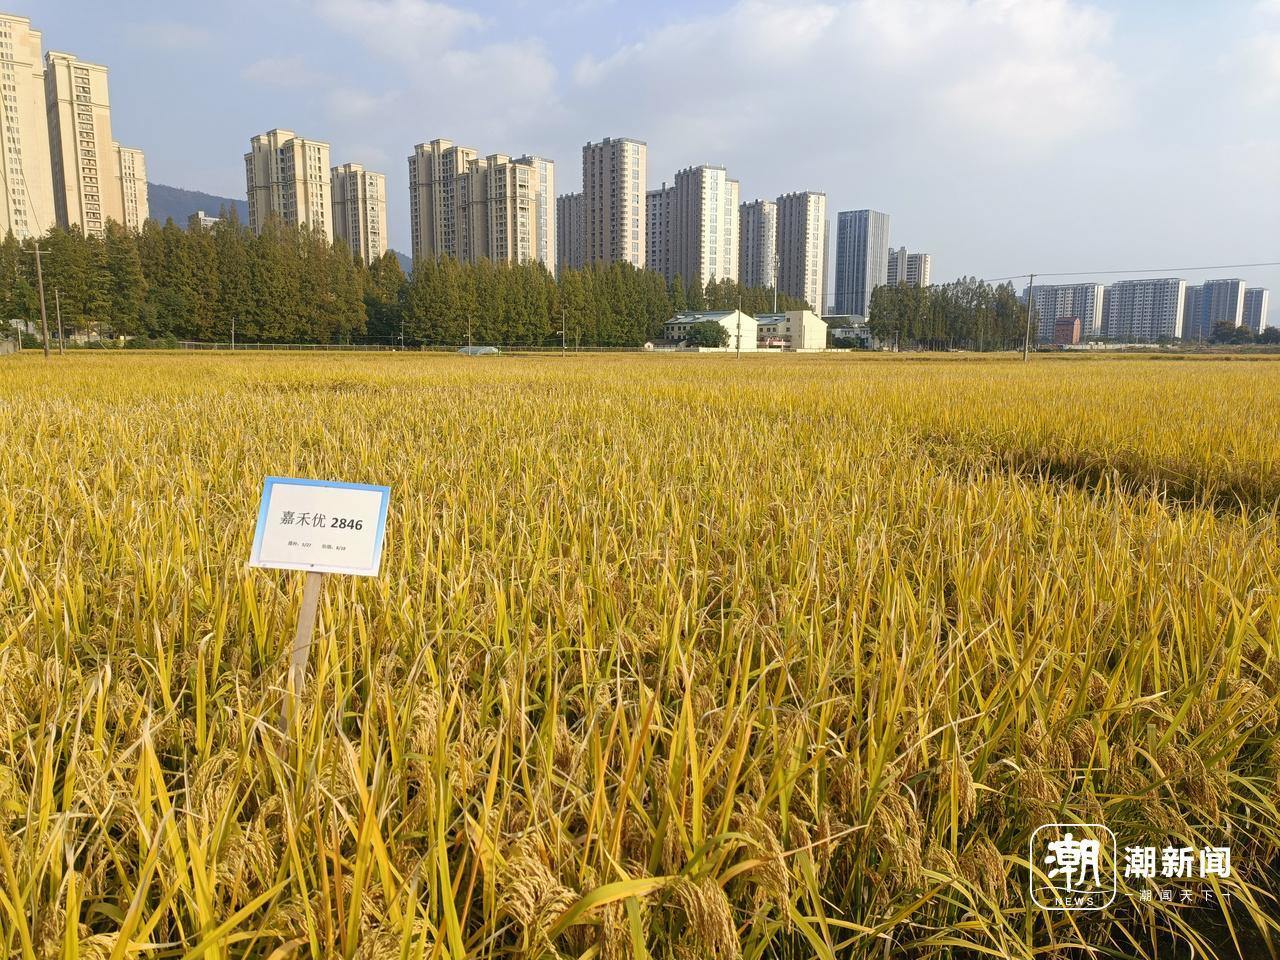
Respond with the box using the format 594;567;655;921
147;183;247;226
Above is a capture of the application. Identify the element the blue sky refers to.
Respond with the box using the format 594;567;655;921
29;0;1280;321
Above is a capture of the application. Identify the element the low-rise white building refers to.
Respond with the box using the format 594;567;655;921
824;314;880;349
755;310;827;351
664;310;757;351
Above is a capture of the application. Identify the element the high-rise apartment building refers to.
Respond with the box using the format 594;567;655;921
556;192;585;272
408;139;476;262
906;253;931;288
331;163;387;265
834;209;890;316
1182;284;1204;339
515;155;556;276
738;199;777;290
1182;278;1246;340
245;129;332;239
1103;278;1186;341
886;247;933;289
645;183;671;280
1244;287;1271;334
0;15;54;240
1027;282;1104;341
886;247;905;287
45;51;123;236
582;137;646;268
776;192;826;312
407;139;555;272
645;165;739;287
113;143;147;231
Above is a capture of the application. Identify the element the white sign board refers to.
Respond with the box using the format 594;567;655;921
249;477;390;577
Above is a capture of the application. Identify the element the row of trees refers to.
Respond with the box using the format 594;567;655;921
866;278;1035;350
1209;319;1280;345
0;215;808;347
866;279;1280;350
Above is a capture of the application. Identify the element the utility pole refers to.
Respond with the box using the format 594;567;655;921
26;246;50;360
736;298;742;360
55;288;64;354
560;306;566;357
231;316;236;351
1022;273;1035;362
772;252;779;314
467;315;473;350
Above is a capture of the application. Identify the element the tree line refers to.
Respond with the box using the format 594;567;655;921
867;278;1036;350
0;214;808;348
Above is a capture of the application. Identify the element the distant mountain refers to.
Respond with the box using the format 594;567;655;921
393;250;411;273
147;183;247;227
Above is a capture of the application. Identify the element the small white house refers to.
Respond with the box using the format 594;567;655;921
755;310;827;351
663;310;758;351
824;314;880;349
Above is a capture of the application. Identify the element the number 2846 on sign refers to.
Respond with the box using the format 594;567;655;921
249;476;391;577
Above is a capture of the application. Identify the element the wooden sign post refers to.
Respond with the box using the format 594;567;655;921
249;477;391;740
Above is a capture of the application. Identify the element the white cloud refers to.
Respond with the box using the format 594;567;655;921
1241;33;1280;101
572;0;1124;165
314;0;486;61
242;56;322;88
132;21;211;49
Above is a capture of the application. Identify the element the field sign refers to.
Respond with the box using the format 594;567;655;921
249;476;390;577
249;476;391;743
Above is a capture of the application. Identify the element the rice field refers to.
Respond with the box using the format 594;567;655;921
1;351;1278;959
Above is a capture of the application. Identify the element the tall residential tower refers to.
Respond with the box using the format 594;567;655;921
1182;278;1246;340
834;209;890;316
45;51;124;236
556;192;585;272
1027;282;1104;341
645;165;740;287
407;139;555;271
1244;287;1271;334
113;143;148;231
1103;278;1186;341
775;191;826;312
0;15;54;239
245;129;333;239
582;137;646;268
331;163;387;265
738;199;777;290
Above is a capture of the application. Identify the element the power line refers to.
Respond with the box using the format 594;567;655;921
985;260;1280;284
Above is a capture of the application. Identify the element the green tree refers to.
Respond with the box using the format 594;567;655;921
102;222;146;336
365;252;406;343
683;319;729;348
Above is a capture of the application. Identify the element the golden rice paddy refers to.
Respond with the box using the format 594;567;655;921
1;351;1278;959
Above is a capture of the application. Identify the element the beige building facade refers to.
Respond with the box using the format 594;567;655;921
45;51;122;236
776;191;826;312
407;138;555;272
582;137;645;268
756;310;827;351
245;129;332;239
0;15;55;239
514;154;556;276
331;162;387;265
113;142;147;231
738;199;777;290
886;247;932;289
646;165;739;288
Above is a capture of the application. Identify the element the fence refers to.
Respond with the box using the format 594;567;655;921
172;341;649;354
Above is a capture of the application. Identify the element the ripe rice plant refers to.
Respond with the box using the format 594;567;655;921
0;351;1277;959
